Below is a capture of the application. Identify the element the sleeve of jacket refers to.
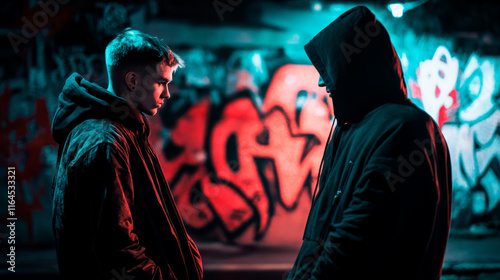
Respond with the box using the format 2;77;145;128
83;142;173;280
187;233;204;279
307;120;440;279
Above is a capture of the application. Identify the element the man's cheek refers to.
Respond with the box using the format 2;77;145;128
156;87;164;98
143;76;156;90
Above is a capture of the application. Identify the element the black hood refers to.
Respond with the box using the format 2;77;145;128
304;6;408;124
51;73;147;144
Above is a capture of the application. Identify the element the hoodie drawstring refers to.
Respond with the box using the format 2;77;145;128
311;118;337;202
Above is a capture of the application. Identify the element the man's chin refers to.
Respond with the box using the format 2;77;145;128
141;108;157;116
147;108;158;116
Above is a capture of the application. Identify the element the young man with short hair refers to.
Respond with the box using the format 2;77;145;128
52;29;202;280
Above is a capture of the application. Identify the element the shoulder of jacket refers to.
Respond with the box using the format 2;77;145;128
371;103;435;129
66;118;132;154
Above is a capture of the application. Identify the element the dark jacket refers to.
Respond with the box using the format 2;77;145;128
287;6;451;280
51;73;203;280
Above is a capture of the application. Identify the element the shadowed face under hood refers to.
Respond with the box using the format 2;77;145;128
304;6;408;124
51;73;146;145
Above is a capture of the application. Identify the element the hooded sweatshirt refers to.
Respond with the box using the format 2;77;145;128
287;6;451;280
51;73;203;280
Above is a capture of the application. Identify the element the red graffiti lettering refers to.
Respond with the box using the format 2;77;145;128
163;65;333;241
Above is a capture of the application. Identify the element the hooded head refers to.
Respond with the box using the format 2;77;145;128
51;73;148;145
304;6;408;124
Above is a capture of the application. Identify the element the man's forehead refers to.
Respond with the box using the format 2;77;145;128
156;62;174;79
141;62;173;80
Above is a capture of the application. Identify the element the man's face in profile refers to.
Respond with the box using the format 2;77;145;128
318;75;332;97
134;61;174;116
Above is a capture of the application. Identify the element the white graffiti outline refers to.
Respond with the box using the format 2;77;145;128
417;46;458;123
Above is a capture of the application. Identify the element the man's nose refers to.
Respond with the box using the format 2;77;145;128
161;87;170;99
318;75;326;87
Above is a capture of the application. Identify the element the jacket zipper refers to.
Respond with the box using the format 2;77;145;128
320;160;353;239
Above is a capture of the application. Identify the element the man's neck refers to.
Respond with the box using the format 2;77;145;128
107;83;117;96
107;84;131;102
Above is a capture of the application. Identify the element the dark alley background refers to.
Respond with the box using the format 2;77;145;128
1;0;500;279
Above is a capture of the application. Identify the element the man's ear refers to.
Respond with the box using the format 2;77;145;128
125;72;137;91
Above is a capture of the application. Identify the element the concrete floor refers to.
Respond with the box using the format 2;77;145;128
1;235;500;279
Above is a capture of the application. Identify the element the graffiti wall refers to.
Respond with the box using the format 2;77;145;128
0;84;56;244
160;64;333;244
1;2;499;247
403;43;500;230
162;45;500;243
441;55;500;229
0;1;123;245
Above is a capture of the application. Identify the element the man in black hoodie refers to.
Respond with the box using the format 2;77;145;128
51;29;202;280
287;6;451;280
